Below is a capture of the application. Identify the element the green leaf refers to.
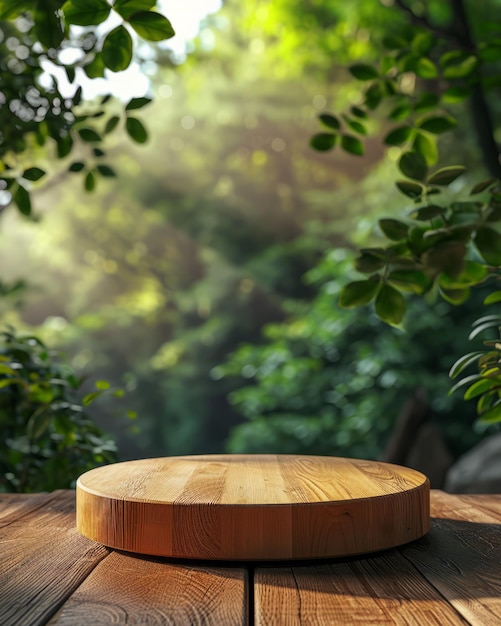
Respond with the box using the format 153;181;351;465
349;64;379;80
27;409;51;441
62;0;111;26
449;351;485;378
354;250;386;273
387;270;430;294
384;126;413;146
318;114;340;130
345;119;367;135
477;391;497;416
341;134;364;156
469;319;501;340
395;180;424;199
427;166;466;186
418;116;457;134
96;164;117;178
412;32;435;55
449;374;483;396
443;55;478;79
389;103;411;121
57;134;74;158
83;390;104;406
472;314;501;328
102;26;133;72
84;171;96;192
439;260;488;289
414;57;438;79
398;151;427;181
439;287;470;305
484;291;501;305
114;0;155;19
443;85;472;103
411;204;443;220
364;83;383;110
128;11;175;41
375;284;406;326
470;179;496;195
0;0;32;20
126;117;148;143
68;161;85;172
126;97;153;111
78;128;102;143
22;167;45;182
96;380;111;390
84;53;106;79
412;132;438;166
379;218;409;241
350;106;367;119
478;402;501;424
464;378;496;400
338;279;381;308
14;185;31;216
475;227;501;265
310;133;337;151
105;116;121;134
33;4;65;48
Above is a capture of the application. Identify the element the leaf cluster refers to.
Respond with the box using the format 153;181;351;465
0;1;173;215
310;26;500;163
449;308;501;425
0;328;122;492
339;162;500;326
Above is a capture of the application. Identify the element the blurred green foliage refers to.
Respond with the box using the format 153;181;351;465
221;250;487;457
0;329;118;492
1;0;500;473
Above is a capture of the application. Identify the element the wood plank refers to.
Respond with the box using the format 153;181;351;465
0;490;109;626
255;551;467;625
401;490;501;625
49;551;248;625
0;492;56;528
457;494;501;522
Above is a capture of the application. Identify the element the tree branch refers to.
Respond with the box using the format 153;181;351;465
392;0;464;47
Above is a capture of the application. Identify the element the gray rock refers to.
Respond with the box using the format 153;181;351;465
444;433;501;493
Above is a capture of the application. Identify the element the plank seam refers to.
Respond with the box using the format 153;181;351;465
248;566;254;626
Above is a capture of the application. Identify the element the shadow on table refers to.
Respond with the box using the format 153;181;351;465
116;516;501;602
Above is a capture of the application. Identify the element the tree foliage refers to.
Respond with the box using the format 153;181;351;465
0;328;121;492
309;0;501;425
0;0;174;216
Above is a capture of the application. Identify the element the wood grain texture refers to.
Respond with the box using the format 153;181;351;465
457;493;501;521
77;455;429;560
49;551;248;625
255;550;468;625
0;491;109;626
0;492;55;528
401;490;501;626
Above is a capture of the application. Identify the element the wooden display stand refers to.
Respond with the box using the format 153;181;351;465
76;454;430;560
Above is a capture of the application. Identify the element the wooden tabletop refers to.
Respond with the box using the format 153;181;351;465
1;489;500;625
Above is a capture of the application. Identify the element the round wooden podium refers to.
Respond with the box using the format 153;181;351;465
76;454;429;561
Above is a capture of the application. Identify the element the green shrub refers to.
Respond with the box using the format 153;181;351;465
0;329;118;492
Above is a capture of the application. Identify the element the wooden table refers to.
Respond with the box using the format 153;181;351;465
1;489;500;625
